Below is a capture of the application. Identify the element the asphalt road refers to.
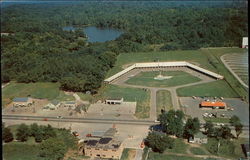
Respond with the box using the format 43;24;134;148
2;114;157;126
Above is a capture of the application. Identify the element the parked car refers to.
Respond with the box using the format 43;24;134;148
72;131;79;137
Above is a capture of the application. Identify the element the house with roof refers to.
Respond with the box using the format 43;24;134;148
105;97;124;105
62;101;76;109
189;132;208;144
13;97;33;107
43;100;61;110
83;128;124;159
200;101;227;109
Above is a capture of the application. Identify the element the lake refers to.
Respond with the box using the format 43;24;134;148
62;26;123;43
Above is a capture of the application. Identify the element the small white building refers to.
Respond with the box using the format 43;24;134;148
242;37;248;48
43;100;61;110
62;101;77;109
105;98;124;105
189;132;208;144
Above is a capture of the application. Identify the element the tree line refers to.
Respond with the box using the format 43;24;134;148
2;123;77;160
145;110;244;155
1;2;247;92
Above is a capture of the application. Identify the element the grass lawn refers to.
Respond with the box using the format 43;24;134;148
106;48;247;100
3;142;41;160
77;92;94;102
120;148;137;160
177;80;239;98
156;90;172;115
204;117;230;123
126;71;201;87
2;82;74;107
148;152;203;160
97;84;150;118
190;147;207;155
165;138;188;154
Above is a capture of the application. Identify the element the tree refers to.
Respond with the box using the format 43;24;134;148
145;131;174;153
34;127;44;143
183;117;200;139
16;123;30;142
218;125;232;139
229;115;240;126
3;127;14;143
30;123;39;137
204;121;214;137
229;115;243;139
158;110;184;137
42;124;56;140
39;137;67;160
234;123;243;139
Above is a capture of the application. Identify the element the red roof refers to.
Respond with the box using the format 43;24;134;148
201;101;226;107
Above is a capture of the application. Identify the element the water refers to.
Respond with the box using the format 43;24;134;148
62;26;123;43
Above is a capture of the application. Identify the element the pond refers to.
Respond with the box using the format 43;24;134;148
62;26;123;43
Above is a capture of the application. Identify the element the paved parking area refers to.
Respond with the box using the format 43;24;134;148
180;97;249;125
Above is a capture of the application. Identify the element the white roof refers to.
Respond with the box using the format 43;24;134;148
242;37;248;45
104;61;223;83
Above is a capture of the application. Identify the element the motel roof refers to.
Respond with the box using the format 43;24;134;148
13;97;29;102
200;101;226;107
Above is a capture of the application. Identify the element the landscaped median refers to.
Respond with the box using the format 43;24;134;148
156;90;173;115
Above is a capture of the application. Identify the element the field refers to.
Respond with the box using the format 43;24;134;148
2;82;74;107
165;138;188;154
3;141;40;160
156;90;173;115
177;80;239;98
97;84;150;118
190;147;207;155
106;48;248;100
125;71;201;87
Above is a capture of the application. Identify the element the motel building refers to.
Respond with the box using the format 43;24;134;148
199;101;227;109
83;128;124;159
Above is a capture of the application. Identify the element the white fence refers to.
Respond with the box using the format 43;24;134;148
104;61;223;83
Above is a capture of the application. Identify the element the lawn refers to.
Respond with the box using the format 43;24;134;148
125;71;201;87
2;82;74;107
3;142;41;160
156;90;172;115
177;80;239;98
106;48;247;100
148;152;203;160
165;138;188;154
204;117;230;123
190;147;207;155
120;148;137;160
97;84;150;118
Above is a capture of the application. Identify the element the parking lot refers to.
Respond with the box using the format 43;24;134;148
180;97;249;125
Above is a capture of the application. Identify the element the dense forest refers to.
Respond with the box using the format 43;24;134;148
1;2;248;93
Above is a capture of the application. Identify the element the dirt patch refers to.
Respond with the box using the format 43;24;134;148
128;149;136;159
